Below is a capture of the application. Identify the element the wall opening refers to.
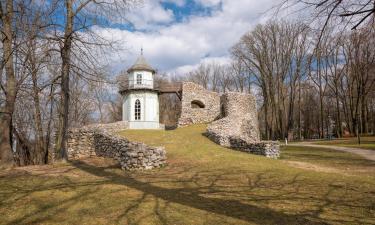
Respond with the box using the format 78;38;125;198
191;100;205;109
135;99;141;120
159;93;181;129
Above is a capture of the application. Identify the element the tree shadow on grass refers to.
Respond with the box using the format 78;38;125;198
5;159;372;224
71;160;328;225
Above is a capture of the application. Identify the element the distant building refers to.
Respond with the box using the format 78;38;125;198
120;52;162;129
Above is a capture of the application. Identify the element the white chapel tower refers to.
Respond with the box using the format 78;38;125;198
120;51;161;129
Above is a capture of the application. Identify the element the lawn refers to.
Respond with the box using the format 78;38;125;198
0;124;374;225
281;146;375;176
313;136;375;150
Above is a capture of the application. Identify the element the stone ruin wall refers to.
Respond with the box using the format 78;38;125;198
177;82;220;126
207;93;260;145
228;140;280;159
177;82;280;159
67;121;167;170
206;92;279;159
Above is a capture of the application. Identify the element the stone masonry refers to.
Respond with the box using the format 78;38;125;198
178;82;220;126
175;82;279;158
207;92;260;145
228;139;280;159
205;92;280;159
67;121;167;170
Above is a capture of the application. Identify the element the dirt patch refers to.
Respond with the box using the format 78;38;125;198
285;160;354;175
289;143;375;161
13;163;79;178
76;157;120;168
285;160;375;175
2;157;120;179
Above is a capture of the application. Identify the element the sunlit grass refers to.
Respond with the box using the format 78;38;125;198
0;124;374;224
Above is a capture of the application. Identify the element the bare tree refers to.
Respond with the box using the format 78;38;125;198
53;0;136;162
232;21;311;140
187;63;211;89
277;0;375;53
0;0;20;167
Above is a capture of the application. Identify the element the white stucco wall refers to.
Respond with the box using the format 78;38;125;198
122;90;160;129
121;67;163;129
129;71;154;88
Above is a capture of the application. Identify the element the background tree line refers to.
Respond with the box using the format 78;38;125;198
182;21;375;141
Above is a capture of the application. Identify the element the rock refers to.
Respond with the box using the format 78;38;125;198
67;121;167;170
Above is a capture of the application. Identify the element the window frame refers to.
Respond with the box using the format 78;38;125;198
136;74;142;85
134;99;141;120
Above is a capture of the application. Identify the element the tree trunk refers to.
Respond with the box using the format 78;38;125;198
297;78;302;140
319;88;324;138
334;85;342;137
0;0;16;167
263;88;270;140
44;83;55;164
361;95;368;134
55;0;73;162
30;48;45;164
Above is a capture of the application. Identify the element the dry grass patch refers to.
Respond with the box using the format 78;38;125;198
281;145;375;176
313;136;375;150
0;124;374;225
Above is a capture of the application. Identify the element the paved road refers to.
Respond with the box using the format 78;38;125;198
289;142;375;161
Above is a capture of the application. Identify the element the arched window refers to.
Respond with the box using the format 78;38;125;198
135;99;141;120
191;100;205;108
136;74;142;84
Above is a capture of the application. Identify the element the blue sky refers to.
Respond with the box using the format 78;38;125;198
93;0;280;75
161;0;223;22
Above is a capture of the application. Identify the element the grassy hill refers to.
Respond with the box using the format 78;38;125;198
0;124;374;224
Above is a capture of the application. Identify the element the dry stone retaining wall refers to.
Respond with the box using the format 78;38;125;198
93;131;166;170
89;121;130;133
178;82;220;126
228;138;280;159
67;129;96;159
67;121;167;170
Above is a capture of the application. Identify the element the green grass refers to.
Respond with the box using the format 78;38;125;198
0;124;374;225
313;136;375;150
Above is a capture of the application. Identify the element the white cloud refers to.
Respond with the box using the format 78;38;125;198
126;0;175;29
95;0;281;77
173;56;230;75
194;0;222;7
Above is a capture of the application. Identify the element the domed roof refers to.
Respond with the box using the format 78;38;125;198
127;54;156;74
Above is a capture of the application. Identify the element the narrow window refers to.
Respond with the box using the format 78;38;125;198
135;99;141;120
136;74;142;84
